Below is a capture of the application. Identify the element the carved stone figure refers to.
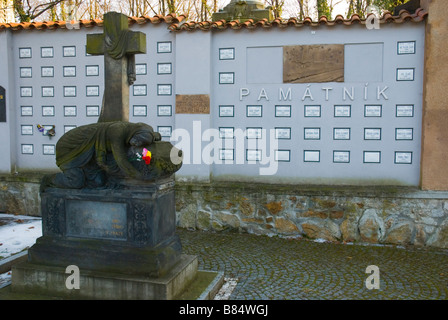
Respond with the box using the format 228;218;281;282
41;121;182;190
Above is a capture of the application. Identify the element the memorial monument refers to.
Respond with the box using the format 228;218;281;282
11;12;218;300
212;0;273;22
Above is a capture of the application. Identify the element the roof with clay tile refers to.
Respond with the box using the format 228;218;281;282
0;14;186;31
168;8;427;31
0;9;426;32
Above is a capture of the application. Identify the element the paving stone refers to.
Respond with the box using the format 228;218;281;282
178;228;448;300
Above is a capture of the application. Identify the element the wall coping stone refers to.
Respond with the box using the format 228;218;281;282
2;172;448;200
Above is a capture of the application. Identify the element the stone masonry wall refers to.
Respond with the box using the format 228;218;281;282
1;174;448;248
0;174;41;217
175;182;448;249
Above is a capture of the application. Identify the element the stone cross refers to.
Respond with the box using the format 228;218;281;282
86;12;146;122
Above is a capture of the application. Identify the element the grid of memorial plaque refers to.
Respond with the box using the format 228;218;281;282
214;41;420;172
131;40;175;139
17;44;102;159
16;37;176;160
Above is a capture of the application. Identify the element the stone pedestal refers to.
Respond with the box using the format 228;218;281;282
11;178;204;299
12;255;198;300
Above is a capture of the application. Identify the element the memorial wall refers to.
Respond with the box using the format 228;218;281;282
1;6;448;248
0;13;426;186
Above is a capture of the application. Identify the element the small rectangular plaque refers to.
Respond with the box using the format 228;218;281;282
176;94;210;114
133;85;147;96
42;86;54;97
63;46;76;57
63;66;76;77
304;105;321;117
158;84;172;96
219;105;234;117
64;106;77;117
135;64;147;75
304;128;320;140
396;68;415;81
64;86;76;97
220;149;234;161
246;149;261;162
86;105;99;116
20;87;33;97
43;144;55;155
20;67;32;78
157;41;172;53
21;125;33;135
333;151;350;163
398;41;415;55
158;126;172;137
364;128;381;140
41;47;54;58
364;105;382;117
86;65;99;76
21;106;33;116
86;86;99;96
41;66;54;77
333;128;350;140
275;127;291;139
334;105;351;117
219;72;234;84
42;106;54;116
304;150;320;162
64;125;76;133
396;105;414;117
219;48;235;60
157;105;172;116
133;105;147;117
66;200;127;240
219;127;234;139
157;63;172;75
246;127;262;139
275;105;291;117
275;150;290;162
395;151;412;164
247;105;262;117
364;151;381;163
21;144;34;154
395;128;413;140
19;47;32;58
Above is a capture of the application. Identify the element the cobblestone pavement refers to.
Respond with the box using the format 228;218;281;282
177;228;448;300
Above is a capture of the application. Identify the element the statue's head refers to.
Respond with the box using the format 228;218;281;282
128;123;162;147
129;131;156;147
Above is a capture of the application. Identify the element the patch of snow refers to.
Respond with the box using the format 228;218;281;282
0;214;42;259
214;277;238;300
313;238;328;243
0;271;12;288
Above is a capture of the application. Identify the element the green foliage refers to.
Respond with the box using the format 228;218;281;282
347;0;411;18
317;0;332;19
13;0;31;22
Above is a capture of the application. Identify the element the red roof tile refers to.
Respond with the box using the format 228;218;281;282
0;9;426;32
0;14;185;31
168;8;427;31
